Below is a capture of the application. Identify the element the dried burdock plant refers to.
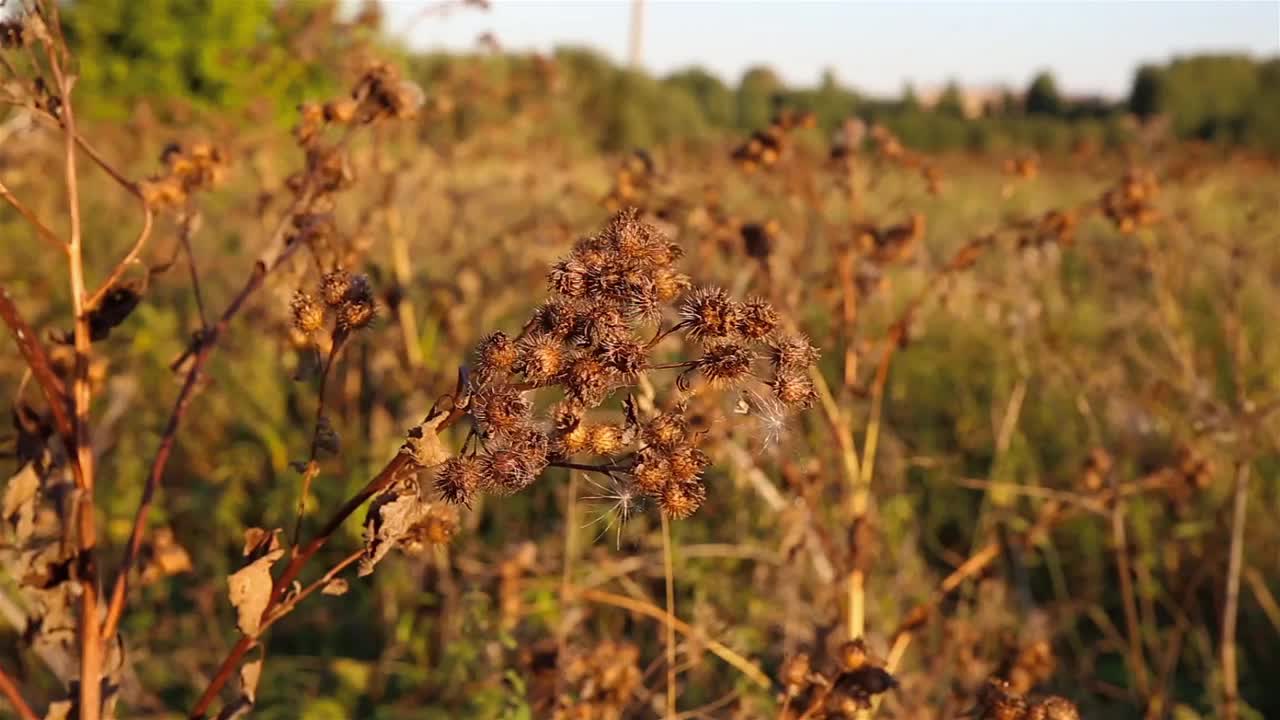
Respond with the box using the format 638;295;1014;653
422;210;819;527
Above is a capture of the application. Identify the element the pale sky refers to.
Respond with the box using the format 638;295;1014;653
385;0;1280;98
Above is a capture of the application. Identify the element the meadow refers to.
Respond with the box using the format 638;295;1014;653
1;4;1279;719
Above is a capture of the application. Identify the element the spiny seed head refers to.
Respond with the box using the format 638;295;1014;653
667;445;708;482
654;268;692;302
631;450;670;496
578;305;630;346
557;421;592;456
290;291;326;335
643;412;688;450
588;424;626;456
471;384;532;437
436;456;484;505
596;338;648;376
505;427;550;472
772;369;817;409
482;447;538;493
517;333;566;384
659;478;707;518
561;353;613;407
680;287;740;341
533;298;582;339
549;258;588;298
696;340;755;386
336;295;377;332
474;331;519;383
320;269;354;307
769;333;820;372
735;297;779;340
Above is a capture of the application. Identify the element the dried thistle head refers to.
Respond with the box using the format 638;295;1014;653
769;333;820;373
679;287;740;341
470;383;532;438
435;456;484;505
658;478;706;519
320;269;356;307
560;352;614;407
643;411;688;450
666;444;708;483
771;368;817;409
474;331;520;385
694;340;755;387
290;291;326;336
482;446;539;494
735;297;779;340
517;333;567;384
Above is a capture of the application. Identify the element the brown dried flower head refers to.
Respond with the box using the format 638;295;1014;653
290;291;326;335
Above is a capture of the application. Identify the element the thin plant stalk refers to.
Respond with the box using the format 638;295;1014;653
1221;462;1250;720
662;512;678;719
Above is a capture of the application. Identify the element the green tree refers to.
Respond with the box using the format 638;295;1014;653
664;67;735;128
1128;64;1164;119
736;65;781;129
936;80;966;118
63;0;337;121
1025;71;1062;115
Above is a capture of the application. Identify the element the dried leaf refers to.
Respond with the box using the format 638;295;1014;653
44;700;72;720
358;484;431;577
321;578;349;596
241;527;282;559
140;527;192;585
2;461;40;543
227;548;284;636
215;656;263;720
401;411;451;469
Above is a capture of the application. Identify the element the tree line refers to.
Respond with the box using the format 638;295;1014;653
57;0;1280;154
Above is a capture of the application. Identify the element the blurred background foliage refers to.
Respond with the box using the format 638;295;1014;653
58;0;1280;152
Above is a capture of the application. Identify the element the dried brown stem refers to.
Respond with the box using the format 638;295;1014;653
292;335;347;547
662;512;678;718
101;239;307;641
0;178;67;254
0;664;38;720
575;588;771;689
190;383;470;718
1221;462;1250;720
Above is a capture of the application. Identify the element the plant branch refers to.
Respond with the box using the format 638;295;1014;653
1221;461;1250;720
0;664;38;720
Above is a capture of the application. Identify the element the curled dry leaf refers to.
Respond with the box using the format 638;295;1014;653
357;411;454;577
227;547;285;636
241;527;282;559
321;578;350;596
215;655;264;720
358;482;431;577
2;461;40;543
139;526;193;585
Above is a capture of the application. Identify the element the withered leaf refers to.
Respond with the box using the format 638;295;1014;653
44;700;73;720
2;461;40;543
215;655;264;720
321;578;350;596
358;484;431;577
241;527;282;559
227;547;284;636
401;411;450;469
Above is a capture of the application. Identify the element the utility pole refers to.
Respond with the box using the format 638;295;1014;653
628;0;644;68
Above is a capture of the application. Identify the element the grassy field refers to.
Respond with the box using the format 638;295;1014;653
2;23;1280;720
